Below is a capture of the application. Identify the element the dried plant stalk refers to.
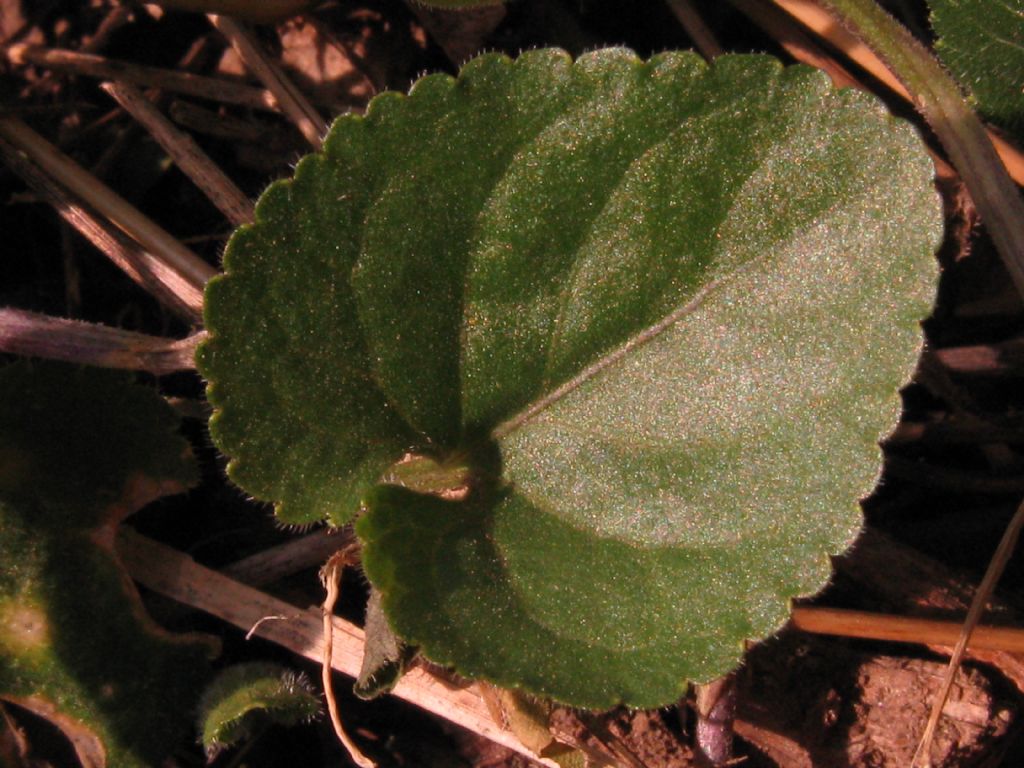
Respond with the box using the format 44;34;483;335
0;135;199;320
208;15;326;148
3;44;280;111
0;117;215;316
101;82;254;227
0;309;202;374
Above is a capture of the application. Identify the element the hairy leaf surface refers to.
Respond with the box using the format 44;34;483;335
200;48;941;706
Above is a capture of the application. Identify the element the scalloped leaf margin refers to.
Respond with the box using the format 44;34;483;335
199;48;941;707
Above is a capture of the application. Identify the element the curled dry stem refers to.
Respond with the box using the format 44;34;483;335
320;544;376;768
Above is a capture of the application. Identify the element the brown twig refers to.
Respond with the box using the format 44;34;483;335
0;133;201;321
0;117;215;318
101;82;254;227
831;526;1024;693
2;43;281;112
0;308;202;374
791;605;1024;653
116;528;560;767
208;15;326;148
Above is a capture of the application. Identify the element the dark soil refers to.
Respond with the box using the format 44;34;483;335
2;1;1023;766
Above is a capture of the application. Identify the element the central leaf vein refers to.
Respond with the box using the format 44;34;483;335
491;268;740;440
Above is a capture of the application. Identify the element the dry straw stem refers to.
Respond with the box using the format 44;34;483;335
0;308;203;375
0;133;199;320
912;496;1024;767
0;117;215;319
2;44;281;112
792;605;1024;653
116;528;562;767
763;0;1024;186
208;15;326;148
118;525;1024;765
101;81;254;227
222;528;351;587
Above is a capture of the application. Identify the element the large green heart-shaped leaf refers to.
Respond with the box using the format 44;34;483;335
930;0;1024;142
199;48;941;707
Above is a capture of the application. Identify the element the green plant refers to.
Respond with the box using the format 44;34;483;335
197;47;941;708
198;662;320;760
10;0;1024;761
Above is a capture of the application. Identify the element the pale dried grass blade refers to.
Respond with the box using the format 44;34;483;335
115;529;561;766
208;15;326;148
0;117;215;314
0;308;202;374
0;134;200;321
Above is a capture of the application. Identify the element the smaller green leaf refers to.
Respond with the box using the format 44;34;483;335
0;361;212;768
930;0;1024;141
198;662;320;760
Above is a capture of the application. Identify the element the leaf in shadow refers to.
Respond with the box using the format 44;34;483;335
0;361;214;767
